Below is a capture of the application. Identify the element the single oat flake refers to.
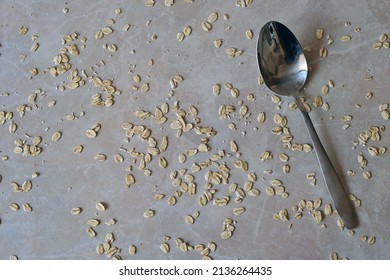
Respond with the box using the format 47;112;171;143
319;47;328;58
51;131;62;142
96;202;107;211
201;21;212;31
143;209;155;218
316;28;324;40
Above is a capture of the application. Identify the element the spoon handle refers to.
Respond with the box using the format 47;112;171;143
299;109;357;229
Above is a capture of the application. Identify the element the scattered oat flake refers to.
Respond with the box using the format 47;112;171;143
73;145;83;154
363;170;372;179
341;35;352;42
257;112;266;123
214;39;223;48
7;254;19;260
143;209;155;218
221;230;232;239
379;33;388;42
51;131;62;142
129;245;137;255
183;26;192;36
316;29;324;40
23;203;33;212
367;236;376;245
381;110;390;120
94;153;107;161
208;12;218;23
341;115;352;122
86;129;97;138
160;242;170;253
185;215;195;224
125;174;135;186
304;45;312;52
86;227;96;237
71;207;82;215
19;26;28;35
245;29;253;40
165;0;174;6
114;154;124;163
107;44;117;52
96;202;106;211
329;252;339;260
31;43;39;52
96;244;104;255
177;32;185;42
87;219;100;227
145;0;155;7
123;24;131;31
233;207;246;216
168;196;177;206
278;209;289;222
319;47;328;58
9;203;20;211
141;83;150;93
321;85;329;94
201;21;212;31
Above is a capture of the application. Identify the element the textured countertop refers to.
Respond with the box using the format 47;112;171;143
0;0;389;260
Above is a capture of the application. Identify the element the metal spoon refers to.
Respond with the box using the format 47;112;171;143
257;21;357;229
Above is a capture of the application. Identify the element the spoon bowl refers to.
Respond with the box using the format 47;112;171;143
257;21;308;97
257;21;357;229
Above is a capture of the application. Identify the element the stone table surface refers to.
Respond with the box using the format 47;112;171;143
0;0;389;260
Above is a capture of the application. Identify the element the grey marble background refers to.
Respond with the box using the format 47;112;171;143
0;0;389;259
